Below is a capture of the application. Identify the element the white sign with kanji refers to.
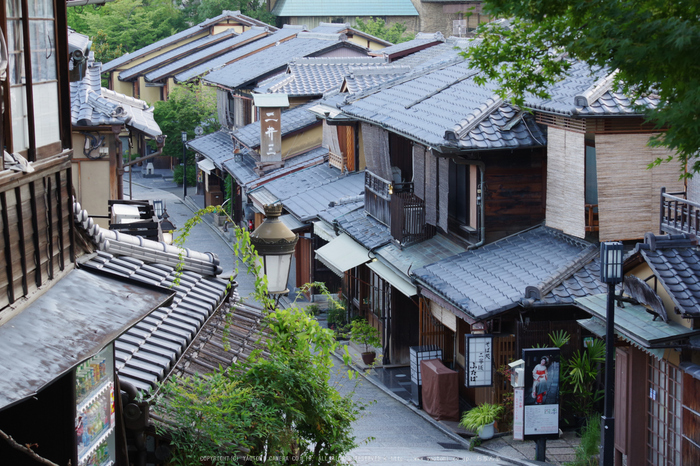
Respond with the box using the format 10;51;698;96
465;334;493;387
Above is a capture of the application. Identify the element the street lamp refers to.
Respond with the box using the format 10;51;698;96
160;208;176;245
181;131;188;198
599;241;623;466
249;204;298;301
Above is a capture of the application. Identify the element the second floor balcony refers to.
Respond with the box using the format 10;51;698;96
660;187;700;236
365;171;435;247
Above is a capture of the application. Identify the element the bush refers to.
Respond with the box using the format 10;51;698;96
327;299;347;328
460;403;504;434
565;418;601;466
173;163;196;186
306;303;320;315
349;319;381;353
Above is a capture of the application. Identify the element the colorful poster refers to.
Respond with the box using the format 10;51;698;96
523;348;560;438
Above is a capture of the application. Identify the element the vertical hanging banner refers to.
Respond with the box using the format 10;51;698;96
513;387;524;440
465;334;493;387
523;348;561;439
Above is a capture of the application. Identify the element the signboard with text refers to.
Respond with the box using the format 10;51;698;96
465;334;493;387
523;348;560;439
259;108;282;163
513;388;524;440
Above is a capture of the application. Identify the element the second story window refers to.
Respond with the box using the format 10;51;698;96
4;0;61;159
448;160;479;237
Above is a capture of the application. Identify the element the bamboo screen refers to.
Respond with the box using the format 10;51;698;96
545;127;586;238
596;133;684;241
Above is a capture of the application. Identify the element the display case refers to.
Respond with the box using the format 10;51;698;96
75;344;116;466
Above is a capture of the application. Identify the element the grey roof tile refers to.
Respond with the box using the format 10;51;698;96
71;58;161;137
413;226;596;320
524;60;658;116
175;27;302;83
145;27;274;82
335;208;393;250
255;56;390;96
335;53;546;150
201;36;368;89
637;235;700;317
103;10;274;72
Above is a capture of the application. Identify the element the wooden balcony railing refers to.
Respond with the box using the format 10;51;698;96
660;187;700;235
585;204;599;232
390;193;436;246
328;150;346;171
365;171;391;226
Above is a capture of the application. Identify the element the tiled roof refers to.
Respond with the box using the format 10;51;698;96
187;130;236;169
524;60;658;117
119;29;238;81
635;234;700;317
338;58;546;150
231;100;321;149
254;56;389;96
310;22;392;46
318;199;364;224
343;66;412;94
263;166;365;221
335;207;393;250
144;27;272;83
175;27;303;83
201;37;367;89
370;32;445;57
391;38;471;70
536;259;607;306
73;200;231;392
412;226;597;321
70;58;161;137
103;10;270;72
376;234;467;276
272;0;418;16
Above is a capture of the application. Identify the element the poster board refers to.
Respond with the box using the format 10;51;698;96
523;348;560;439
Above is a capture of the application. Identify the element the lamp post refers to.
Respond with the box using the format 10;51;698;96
181;131;188;198
160;208;176;245
599;241;623;466
249;204;298;305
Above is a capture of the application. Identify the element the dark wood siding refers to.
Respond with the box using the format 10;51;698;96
0;154;73;317
484;149;546;243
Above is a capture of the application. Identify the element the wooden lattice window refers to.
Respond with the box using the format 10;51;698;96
647;358;682;466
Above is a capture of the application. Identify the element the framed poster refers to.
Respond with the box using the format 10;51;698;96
523;348;560;439
465;334;493;387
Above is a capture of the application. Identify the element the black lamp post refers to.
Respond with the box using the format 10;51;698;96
181;131;188;198
599;241;623;466
249;204;299;304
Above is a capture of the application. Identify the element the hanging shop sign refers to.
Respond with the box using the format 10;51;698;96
465;334;493;387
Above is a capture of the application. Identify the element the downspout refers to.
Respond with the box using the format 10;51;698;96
114;125;124;199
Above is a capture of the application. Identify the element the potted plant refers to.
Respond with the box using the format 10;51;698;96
460;403;504;440
350;319;381;365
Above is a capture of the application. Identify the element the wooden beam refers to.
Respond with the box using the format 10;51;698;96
45;176;54;279
56;172;65;271
29;182;41;287
1;192;14;303
14;187;28;296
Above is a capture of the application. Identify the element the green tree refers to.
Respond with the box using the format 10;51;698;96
153;83;217;158
153;214;361;465
354;17;415;44
68;0;187;64
464;1;700;174
176;0;276;26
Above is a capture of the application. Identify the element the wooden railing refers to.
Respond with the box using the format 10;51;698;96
660;187;700;235
390;192;435;246
364;171;391;226
328;150;346;171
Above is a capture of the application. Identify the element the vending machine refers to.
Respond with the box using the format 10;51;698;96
75;343;116;466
